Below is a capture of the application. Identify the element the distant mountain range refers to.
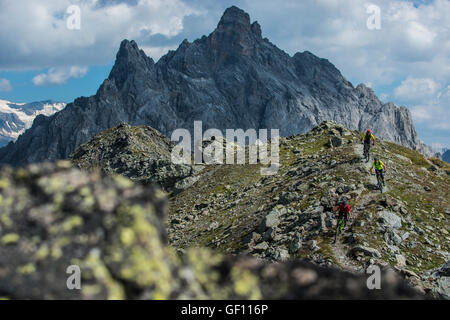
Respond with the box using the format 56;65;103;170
0;99;66;147
443;150;450;163
0;6;432;165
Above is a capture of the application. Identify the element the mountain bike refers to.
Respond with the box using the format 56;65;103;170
363;142;370;163
333;217;345;243
373;170;384;193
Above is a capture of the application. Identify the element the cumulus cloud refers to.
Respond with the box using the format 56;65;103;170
409;85;450;130
141;45;179;61
0;0;199;70
0;78;12;92
394;77;441;102
228;0;450;86
430;142;445;151
0;0;448;84
32;66;88;86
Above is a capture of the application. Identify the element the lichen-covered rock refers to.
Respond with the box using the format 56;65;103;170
0;163;424;299
0;161;170;299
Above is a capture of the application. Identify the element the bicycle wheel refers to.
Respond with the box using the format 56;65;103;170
334;219;343;241
377;176;383;193
364;145;370;162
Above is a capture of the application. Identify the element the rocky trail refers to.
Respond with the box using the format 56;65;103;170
363;144;393;193
328;143;376;274
331;232;363;273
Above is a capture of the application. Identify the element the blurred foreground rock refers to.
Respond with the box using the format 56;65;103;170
0;163;423;299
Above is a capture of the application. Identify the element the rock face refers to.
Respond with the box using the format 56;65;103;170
70;123;192;190
0;6;427;166
0;99;65;147
0;162;423;299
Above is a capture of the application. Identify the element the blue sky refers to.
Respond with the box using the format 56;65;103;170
0;65;112;102
0;0;448;149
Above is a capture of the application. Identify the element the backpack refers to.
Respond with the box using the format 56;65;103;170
364;132;372;143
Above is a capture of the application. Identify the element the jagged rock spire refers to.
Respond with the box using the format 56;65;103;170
215;6;262;39
217;6;251;29
108;39;154;89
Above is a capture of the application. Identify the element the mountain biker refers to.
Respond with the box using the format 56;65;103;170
370;157;386;185
332;200;351;243
362;129;375;145
361;129;375;160
333;200;351;227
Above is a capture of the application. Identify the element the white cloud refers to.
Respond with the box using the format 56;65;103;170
141;45;178;61
409;85;450;131
430;142;445;151
0;0;448;85
0;0;199;70
32;66;88;86
410;105;433;121
0;78;12;92
379;93;389;101
394;77;441;102
232;0;450;85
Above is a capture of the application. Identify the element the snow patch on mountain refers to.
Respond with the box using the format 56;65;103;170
0;99;66;146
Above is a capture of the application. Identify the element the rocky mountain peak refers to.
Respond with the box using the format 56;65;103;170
113;39;151;68
251;21;262;38
356;83;376;97
217;6;252;31
108;39;154;89
208;6;263;58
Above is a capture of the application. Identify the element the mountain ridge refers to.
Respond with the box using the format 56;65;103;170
70;123;193;191
0;6;430;165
